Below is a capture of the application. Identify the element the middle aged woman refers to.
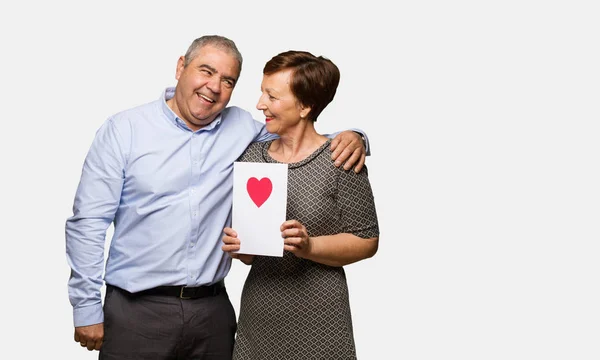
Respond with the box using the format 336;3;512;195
222;50;380;360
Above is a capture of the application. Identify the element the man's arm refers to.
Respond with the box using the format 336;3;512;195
253;120;370;172
66;118;126;329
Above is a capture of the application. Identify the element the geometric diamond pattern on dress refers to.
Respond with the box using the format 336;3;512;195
232;139;379;360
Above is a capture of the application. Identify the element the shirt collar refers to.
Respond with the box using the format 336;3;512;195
160;87;223;132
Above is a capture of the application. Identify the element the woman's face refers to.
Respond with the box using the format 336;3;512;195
256;69;308;135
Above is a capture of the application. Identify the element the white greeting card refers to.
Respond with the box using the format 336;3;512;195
232;162;288;257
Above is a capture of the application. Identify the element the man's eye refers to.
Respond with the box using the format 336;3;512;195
223;80;234;88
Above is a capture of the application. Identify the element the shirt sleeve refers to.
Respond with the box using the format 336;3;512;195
336;165;379;238
65;118;127;327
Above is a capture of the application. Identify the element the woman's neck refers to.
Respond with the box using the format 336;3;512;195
269;124;328;163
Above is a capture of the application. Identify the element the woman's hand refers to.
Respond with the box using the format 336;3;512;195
222;227;255;265
281;220;312;258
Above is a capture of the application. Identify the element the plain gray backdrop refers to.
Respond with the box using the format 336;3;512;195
1;0;598;359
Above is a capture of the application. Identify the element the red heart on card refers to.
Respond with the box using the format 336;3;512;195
246;177;272;208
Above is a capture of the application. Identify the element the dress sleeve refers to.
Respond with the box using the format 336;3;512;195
336;165;379;238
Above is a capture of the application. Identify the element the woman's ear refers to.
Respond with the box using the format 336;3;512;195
299;106;311;119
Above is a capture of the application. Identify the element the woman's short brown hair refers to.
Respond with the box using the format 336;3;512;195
263;50;340;122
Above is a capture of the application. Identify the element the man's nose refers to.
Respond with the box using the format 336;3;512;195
206;77;221;93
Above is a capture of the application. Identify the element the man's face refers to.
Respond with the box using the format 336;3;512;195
171;44;240;131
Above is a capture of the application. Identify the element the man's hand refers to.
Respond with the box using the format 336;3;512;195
330;130;366;172
74;323;104;351
222;227;255;265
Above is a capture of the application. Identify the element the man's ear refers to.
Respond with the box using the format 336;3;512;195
175;56;185;81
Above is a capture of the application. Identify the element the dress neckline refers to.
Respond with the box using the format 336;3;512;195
261;139;332;169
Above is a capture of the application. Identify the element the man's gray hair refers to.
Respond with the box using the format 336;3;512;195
184;35;243;72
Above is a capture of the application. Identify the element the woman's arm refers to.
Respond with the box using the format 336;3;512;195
281;220;378;267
